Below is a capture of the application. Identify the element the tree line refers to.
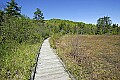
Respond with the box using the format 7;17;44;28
45;18;120;35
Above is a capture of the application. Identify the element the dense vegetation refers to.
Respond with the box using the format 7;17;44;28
46;18;120;36
0;0;48;79
0;0;120;80
50;35;120;80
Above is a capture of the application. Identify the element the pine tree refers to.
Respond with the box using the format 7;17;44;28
33;8;44;21
0;3;5;25
0;10;4;25
5;0;21;17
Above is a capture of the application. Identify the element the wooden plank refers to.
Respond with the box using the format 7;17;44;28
34;38;72;80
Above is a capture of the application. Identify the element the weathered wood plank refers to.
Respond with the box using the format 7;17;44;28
34;38;71;80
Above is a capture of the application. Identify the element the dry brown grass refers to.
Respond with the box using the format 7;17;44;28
55;35;120;80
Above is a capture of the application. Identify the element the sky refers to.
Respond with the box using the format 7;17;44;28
1;0;120;24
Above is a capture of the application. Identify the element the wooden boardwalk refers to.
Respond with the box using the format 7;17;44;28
34;38;71;80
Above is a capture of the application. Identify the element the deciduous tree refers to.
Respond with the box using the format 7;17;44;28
97;16;112;34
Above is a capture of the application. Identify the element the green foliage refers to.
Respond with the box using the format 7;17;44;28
0;14;49;79
45;19;98;35
97;16;112;26
0;10;4;25
97;16;112;34
0;6;48;80
33;8;44;22
5;0;21;17
46;18;119;35
0;42;42;80
49;33;62;49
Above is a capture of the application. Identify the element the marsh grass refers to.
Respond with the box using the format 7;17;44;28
51;35;120;80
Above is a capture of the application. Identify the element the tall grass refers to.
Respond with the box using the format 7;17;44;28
0;42;42;80
50;35;120;80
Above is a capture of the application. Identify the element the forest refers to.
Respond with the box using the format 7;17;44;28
0;0;120;80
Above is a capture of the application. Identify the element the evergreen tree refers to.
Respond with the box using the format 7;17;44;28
0;10;4;25
33;8;44;21
0;3;6;25
5;0;21;17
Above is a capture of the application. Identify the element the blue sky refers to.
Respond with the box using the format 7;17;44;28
1;0;120;24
